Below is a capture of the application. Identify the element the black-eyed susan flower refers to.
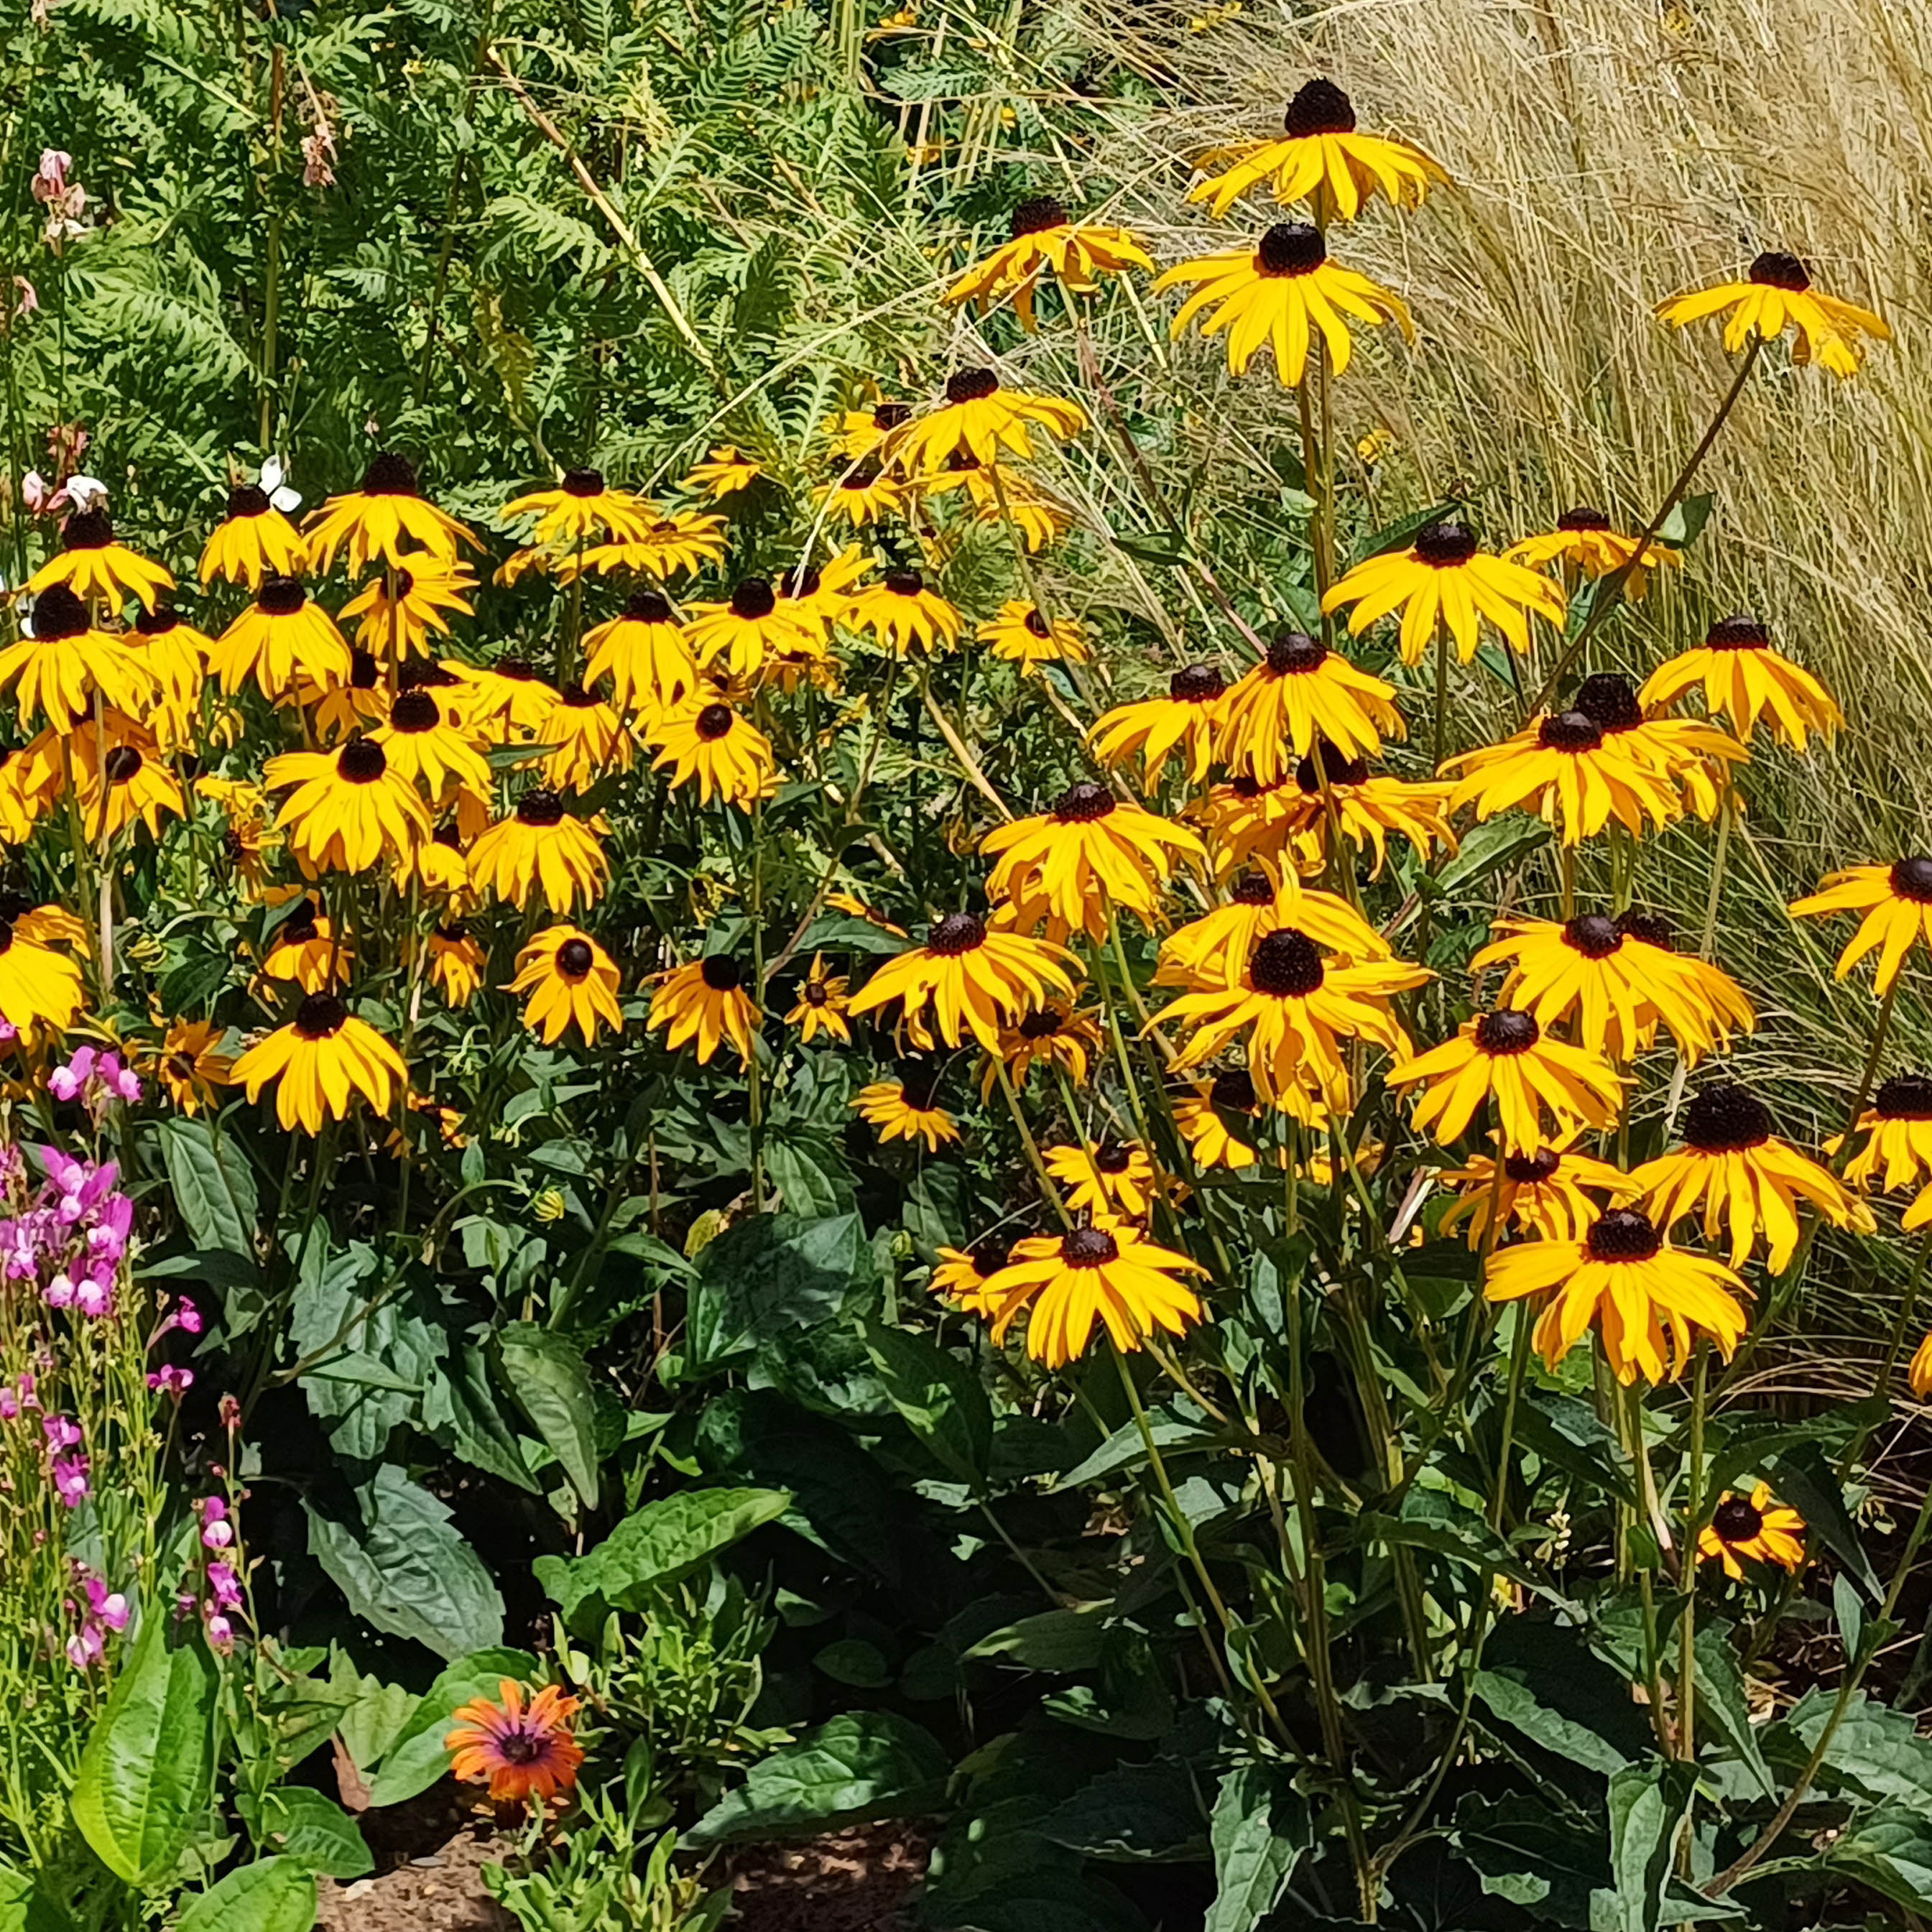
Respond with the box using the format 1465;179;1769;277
259;898;348;992
1473;912;1755;1064
1156;871;1386;989
826;890;908;938
398;822;476;910
1504;507;1680;600
304;452;478;573
233;992;407;1135
930;1237;1015;1313
536;685;632;792
1188;78;1446;222
373;688;491;798
502;468;655;546
82;731;182;841
1090;665;1229;787
304;650;385;743
854;1065;959;1152
984;782;1205;942
780;546;872;637
1324;519;1564;665
0;586;149;731
681;446;764;502
1570;670;1749;824
1172;1068;1269;1170
845;568;963;657
468;790;610;914
647;695;778;808
785;954;851;1045
149;1020;234;1117
1155;222;1412;387
129;606;211;754
978;1002;1101;1097
1045;1140;1165;1220
828;399;912;463
210;574;352;702
1833;1074;1932;1193
979;600;1087;676
200;480;307;587
1484;1206;1749;1384
647;953;759;1063
1390;1008;1624;1155
848;910;1078;1053
1438;1141;1638;1247
1657;251;1888;379
1910;1323;1932;1395
0;890;87;953
978;1224;1207;1369
26;507;173;611
1445;710;1681;846
445;1681;584;1805
921;450;1072;552
442;655;559;742
818;463;907;531
884;369;1087;473
0;747;55;845
428;923;485;1007
509;925;624;1045
566;510;729;583
583;589;698;718
1792;857;1932;996
1640;614;1842;752
1697;1484;1806;1578
1627;1081;1872;1272
685;578;821;679
341;555;476;662
1206;747;1455;880
945;195;1152;331
265;738;430;875
1216;630;1401;781
0;916;84;1034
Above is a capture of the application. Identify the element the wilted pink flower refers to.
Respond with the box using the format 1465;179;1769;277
29;152;70;203
205;1612;234;1653
218;1393;241;1434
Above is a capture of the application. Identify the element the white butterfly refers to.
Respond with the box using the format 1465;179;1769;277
63;473;108;512
259;456;300;514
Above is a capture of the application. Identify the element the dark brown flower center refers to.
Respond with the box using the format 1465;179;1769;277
805;981;828;1006
730;579;776;620
338;739;387;785
390;690;440;733
558;938;594;979
928;911;986;956
1706;615;1769;652
293;992;348;1040
134;606;180;637
1171;663;1225;703
103;745;142;785
1538;709;1603;753
1564;913;1622;959
1010;195;1068;237
1504;1147;1562;1183
873;401;912;430
625;589;674;623
1053;782;1114;823
897;1062;942;1110
563;467;604;497
29;586;87;639
560;684;598;710
1094;1141;1134;1174
1616;909;1673;949
361;452;418;496
1267;631;1326;675
969;1237;1012;1276
946;369;999;405
1557;505;1610;530
1255;223;1326;277
1284;75;1355;136
61;508;112;550
1063;1227;1119;1266
1414;520;1479;568
701;956;742;992
695;703;735;742
284;900;320;944
1713;1495;1765;1540
1574;671;1642;734
1683;1082;1772;1153
1023;609;1051;639
1875;1073;1932;1120
1251;928;1324;997
1017;1007;1066;1039
883;568;924;597
226;484;271;519
1231;873;1275;906
840;464;882;493
258;573;307;616
1747;251;1810;292
1475;1009;1540;1055
399;658;457;690
496;657;539;681
1586;1207;1662;1262
517;789;565;826
498;1729;546;1765
1209;1068;1257;1113
1892;857;1932;903
1296;743;1369;791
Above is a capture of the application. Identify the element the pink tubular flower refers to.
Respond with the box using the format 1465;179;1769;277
85;1576;130;1629
206;1561;243;1611
42;1413;78;1451
205;1613;234;1653
52;1453;89;1507
199;1497;233;1549
65;1623;101;1669
147;1364;193;1397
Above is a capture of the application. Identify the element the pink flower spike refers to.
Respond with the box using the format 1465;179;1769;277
204;1612;234;1653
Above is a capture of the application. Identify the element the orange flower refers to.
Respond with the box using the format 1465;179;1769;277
445;1679;584;1805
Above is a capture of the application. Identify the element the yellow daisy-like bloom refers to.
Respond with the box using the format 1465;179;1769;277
1155;221;1412;387
983;782;1205;942
1627;1081;1874;1273
583;589;698;718
1216;630;1401;781
81;728;183;841
1473;911;1755;1066
681;446;764;502
884;369;1088;473
1657;250;1888;380
1503;507;1680;601
844;568;963;657
1832;1073;1932;1193
828;399;912;463
1698;1483;1806;1579
1324;519;1565;666
341;555;476;662
685;578;822;679
149;1019;234;1117
818;463;908;531
398;823;477;911
0;744;57;844
1570;671;1749;826
302;650;384;742
1091;665;1229;788
1188;78;1446;222
501;467;656;545
848;911;1077;1053
779;547;872;638
945;195;1152;331
0;587;150;732
265;737;432;875
210;574;353;702
537;685;633;793
428;923;486;1007
372;688;491;798
1159;925;1423;1111
1044;1140;1165;1221
0;916;84;1034
509;925;624;1045
26;507;174;611
854;1068;960;1152
1390;1008;1624;1155
647;953;759;1064
977;1002;1102;1099
468;790;610;914
0;892;86;953
1172;1068;1270;1170
1640;614;1842;752
440;656;558;742
1445;709;1681;846
565;511;729;584
200;481;308;588
1203;748;1457;882
977;1224;1208;1370
647;695;779;808
233;992;407;1136
1910;1323;1932;1395
930;1237;1017;1313
1156;871;1386;989
826;891;908;938
128;607;211;755
979;600;1087;676
302;452;479;573
920;450;1073;553
259;899;349;993
785;953;851;1045
1791;856;1932;997
1484;1207;1749;1385
1438;1141;1638;1248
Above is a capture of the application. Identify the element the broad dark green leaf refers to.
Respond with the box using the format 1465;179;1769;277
1768;1443;1881;1598
175;1857;317;1932
1205;1762;1309;1932
156;1117;258;1255
427;1343;538;1491
689;1712;948;1844
1692;1618;1773;1799
495;1322;601;1508
688;1211;875;1372
364;1647;540;1807
1471;1618;1653;1774
1774;1688;1932;1816
248;1788;373;1878
1041;1760;1206;1862
1831;1803;1932;1907
966;1607;1109;1673
1596;1760;1696;1932
1451;1791;1598;1928
864;1321;992;1486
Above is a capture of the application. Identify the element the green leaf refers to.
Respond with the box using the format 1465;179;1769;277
1775;1688;1932;1816
966;1607;1109;1673
0;1862;75;1932
1204;1762;1309;1931
1656;492;1712;548
815;1639;892;1688
249;1788;373;1878
1470;1619;1653;1775
305;1464;504;1661
1691;1618;1773;1800
864;1321;992;1487
156;1117;258;1256
71;1608;218;1885
688;1212;876;1372
1041;1760;1206;1862
175;1858;317;1932
1348;499;1463;567
1054;1407;1211;1490
494;1323;601;1510
533;1487;792;1630
1831;1803;1932;1907
1434;815;1548;896
330;1656;421;1780
1354;1489;1573;1607
427;1343;538;1492
1768;1443;1881;1599
1515;1390;1635;1503
1596;1760;1696;1932
1451;1791;1597;1928
364;1648;540;1808
688;1712;948;1844
1115;529;1189;568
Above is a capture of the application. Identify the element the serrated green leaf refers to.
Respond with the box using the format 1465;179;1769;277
688;1712;948;1844
495;1323;601;1509
175;1857;316;1932
155;1117;257;1255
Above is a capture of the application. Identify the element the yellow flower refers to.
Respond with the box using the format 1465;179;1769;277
509;925;624;1045
583;590;698;718
976;1225;1207;1369
1187;78;1446;222
1216;630;1401;781
1832;1074;1932;1193
1438;1141;1638;1247
148;1020;234;1117
647;953;759;1063
1156;872;1386;989
848;912;1077;1053
259;899;348;992
341;555;477;662
372;688;492;798
1043;1140;1165;1220
78;719;183;841
1640;614;1841;752
884;369;1087;473
843;568;963;657
945;195;1152;331
303;452;479;573
1657;251;1888;379
26;507;173;611
500;468;656;545
1697;1483;1806;1579
1201;749;1456;882
685;578;823;679
827;399;912;463
784;954;851;1045
976;1002;1101;1098
1390;1009;1624;1155
921;452;1071;552
854;1067;958;1151
680;446;765;502
1090;665;1229;787
1791;858;1932;996
1569;671;1749;824
200;482;307;587
564;511;729;583
536;685;633;793
265;739;431;875
1171;1070;1270;1170
818;463;908;530
429;923;486;1007
468;790;610;914
979;601;1087;675
1504;508;1680;600
0;918;85;1035
647;695;779;808
930;1237;1017;1311
1445;710;1681;846
128;607;212;756
1155;222;1412;386
0;586;151;732
211;575;353;702
234;992;407;1135
441;656;560;741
